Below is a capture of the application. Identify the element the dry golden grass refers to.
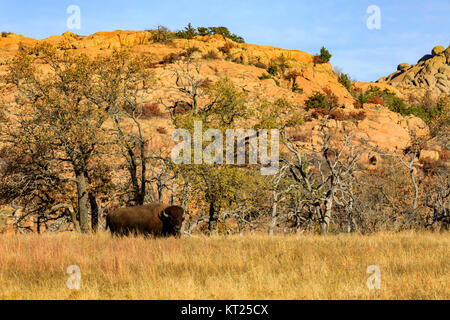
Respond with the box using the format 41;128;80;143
0;231;448;300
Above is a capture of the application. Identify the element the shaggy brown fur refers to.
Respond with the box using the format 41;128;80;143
106;203;184;237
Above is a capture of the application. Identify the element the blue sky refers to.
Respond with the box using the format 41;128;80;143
0;0;448;81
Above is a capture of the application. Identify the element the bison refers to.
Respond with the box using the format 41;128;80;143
105;203;184;237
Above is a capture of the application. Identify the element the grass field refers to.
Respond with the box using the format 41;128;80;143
0;231;448;300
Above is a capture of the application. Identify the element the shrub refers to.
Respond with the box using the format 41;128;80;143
202;50;220;60
200;78;213;89
159;53;181;65
305;88;339;111
347;111;367;121
258;73;272;80
141;102;162;118
323;88;339;108
257;73;280;87
353;101;363;109
330;109;345;121
273;54;289;73
319;46;332;63
252;61;267;69
175;23;197;39
1;32;12;38
197;27;209;36
267;65;278;76
173;101;192;115
180;46;200;58
313;55;325;65
156;127;168;134
311;108;330;119
368;97;385;105
151;25;174;43
337;72;352;92
357;93;368;105
218;42;235;55
175;24;245;43
305;92;326;111
290;132;310;142
284;70;302;92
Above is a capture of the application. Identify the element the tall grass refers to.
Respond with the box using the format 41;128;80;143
0;232;448;300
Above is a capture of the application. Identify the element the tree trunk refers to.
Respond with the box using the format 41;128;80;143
208;202;219;236
75;170;90;233
320;189;335;235
139;139;146;205
269;192;278;236
410;168;419;210
89;192;99;233
36;216;41;234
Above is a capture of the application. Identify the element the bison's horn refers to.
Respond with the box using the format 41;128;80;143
161;209;169;219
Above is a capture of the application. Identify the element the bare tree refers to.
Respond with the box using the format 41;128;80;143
425;173;449;231
269;162;294;235
283;120;364;235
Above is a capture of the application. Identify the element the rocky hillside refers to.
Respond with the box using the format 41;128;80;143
0;31;440;161
378;45;450;97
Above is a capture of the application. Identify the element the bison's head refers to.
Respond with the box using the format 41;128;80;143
160;205;184;236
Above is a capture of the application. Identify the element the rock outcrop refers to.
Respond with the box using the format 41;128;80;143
378;45;450;97
0;30;437;164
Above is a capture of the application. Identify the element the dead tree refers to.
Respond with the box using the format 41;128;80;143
283;120;364;235
160;57;213;118
269;162;295;235
425;173;449;231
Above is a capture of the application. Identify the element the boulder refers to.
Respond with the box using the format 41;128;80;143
419;150;439;163
397;63;410;71
379;46;450;96
431;46;445;56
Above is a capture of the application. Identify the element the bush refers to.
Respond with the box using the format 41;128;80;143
175;23;197;39
330;109;345;121
258;73;280;87
179;46;200;58
200;78;213;89
313;55;325;65
347;111;367;121
159;53;181;65
252;61;267;69
175;24;245;43
156;127;168;134
305;92;327;110
319;47;332;62
173;101;192;115
202;50;220;60
267;65;278;76
151;25;174;43
218;42;235;55
1;32;12;38
353;101;363;109
311;108;330;119
284;70;302;92
258;73;271;80
368;97;385;105
305;88;339;111
141;102;162;118
337;72;352;92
